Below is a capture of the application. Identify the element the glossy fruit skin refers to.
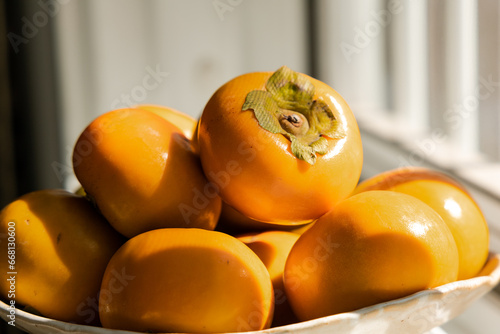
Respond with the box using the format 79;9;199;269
353;167;489;280
134;104;197;140
198;71;363;224
0;189;123;325
284;191;459;321
99;228;274;333
73;108;221;238
237;231;300;327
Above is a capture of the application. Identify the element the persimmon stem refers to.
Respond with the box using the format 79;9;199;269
279;111;309;136
242;66;346;165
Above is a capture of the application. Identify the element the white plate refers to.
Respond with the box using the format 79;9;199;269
1;253;500;334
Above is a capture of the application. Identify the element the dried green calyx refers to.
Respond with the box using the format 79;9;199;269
242;66;345;165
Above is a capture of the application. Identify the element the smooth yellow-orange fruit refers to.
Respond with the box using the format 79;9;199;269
0;190;123;325
134;104;197;140
353;167;489;280
73;108;221;238
237;231;300;327
99;228;274;333
198;66;363;225
284;190;459;321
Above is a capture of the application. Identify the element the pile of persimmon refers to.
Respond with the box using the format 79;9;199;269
0;66;490;333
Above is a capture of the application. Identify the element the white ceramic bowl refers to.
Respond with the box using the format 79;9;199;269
1;253;499;334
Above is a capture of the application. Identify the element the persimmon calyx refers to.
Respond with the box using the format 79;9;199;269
242;66;345;165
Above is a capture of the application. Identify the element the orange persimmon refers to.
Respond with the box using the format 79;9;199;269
237;231;300;327
134;104;197;140
198;66;363;225
99;228;274;333
73;108;221;238
353;166;490;280
284;190;459;321
0;189;123;325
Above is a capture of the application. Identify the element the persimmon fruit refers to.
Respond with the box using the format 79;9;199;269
284;190;459;321
0;189;123;325
353;167;489;280
237;231;300;327
99;228;274;333
198;66;363;225
134;104;197;140
73;108;221;238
